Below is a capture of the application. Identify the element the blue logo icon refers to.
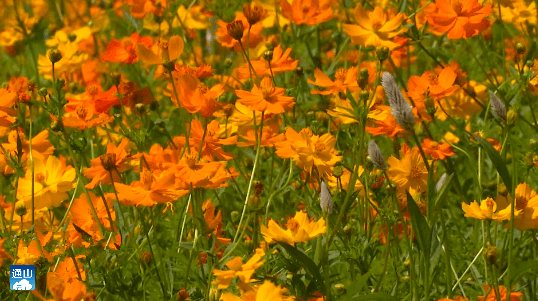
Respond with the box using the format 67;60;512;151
10;265;35;290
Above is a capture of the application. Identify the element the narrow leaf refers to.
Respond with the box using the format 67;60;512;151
278;242;325;292
473;134;512;192
407;193;431;258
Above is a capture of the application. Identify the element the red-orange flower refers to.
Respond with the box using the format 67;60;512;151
281;0;333;25
422;138;456;160
216;13;263;51
170;74;223;117
236;77;295;114
427;0;492;39
236;45;299;79
101;33;153;64
308;67;360;95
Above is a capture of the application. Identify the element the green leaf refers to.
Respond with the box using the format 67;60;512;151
510;260;538;284
340;270;373;301
407;193;431;258
473;134;512;192
277;242;325;292
427;169;436;223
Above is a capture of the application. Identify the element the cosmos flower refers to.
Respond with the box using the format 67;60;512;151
261;211;326;245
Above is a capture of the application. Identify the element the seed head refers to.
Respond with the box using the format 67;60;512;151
226;20;244;41
243;4;267;26
489;91;506;123
382;72;415;131
320;180;333;214
368;140;387;170
48;49;63;64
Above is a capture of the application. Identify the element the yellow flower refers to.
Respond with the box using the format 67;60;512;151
496;183;538;230
261;211;326;246
343;4;408;50
220;280;293;301
462;197;512;221
387;147;429;192
17;156;76;210
213;248;265;290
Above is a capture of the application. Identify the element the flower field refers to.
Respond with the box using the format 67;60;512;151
1;0;538;300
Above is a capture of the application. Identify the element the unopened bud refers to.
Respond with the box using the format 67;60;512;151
334;283;346;295
177;288;189;301
110;72;121;86
343;224;353;234
515;43;526;55
48;49;63;64
332;166;343;178
16;204;27;216
67;33;77;42
506;109;517;125
224;58;233;68
295;66;303;76
376;46;390;62
38;88;48;97
135;103;147;114
230;211;240;223
133;224;142;236
50;120;63;132
485;243;497;264
263;50;273;62
497;183;508;196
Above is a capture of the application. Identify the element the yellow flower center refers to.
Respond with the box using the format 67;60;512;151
335;68;348;81
410;166;422;179
371;20;383;32
516;196;528;210
484;198;495;211
76;105;87;119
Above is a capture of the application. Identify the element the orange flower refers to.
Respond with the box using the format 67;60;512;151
69;192;116;247
182;119;237;160
83;138;136;189
422;138;456;160
216;13;263;51
427;0;492;39
407;67;459;103
136;35;184;65
477;285;523;301
61;102;114;130
308;67;360;95
236;77;295;114
343;4;408;50
281;0;333;25
126;0;167;19
170;74;223;116
0;88;17;127
495;183;538;230
387;147;429;191
275;127;341;177
47;256;87;301
237;122;285;148
366;114;406;138
236;45;299;79
65;83;119;115
174;151;230;189
115;169;188;206
101;33;153;64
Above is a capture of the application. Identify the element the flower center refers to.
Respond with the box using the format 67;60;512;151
87;85;99;97
35;172;46;184
100;153;117;171
185;152;198;169
410;166;422;179
335;68;348;82
452;0;463;14
314;140;326;153
76;105;87;119
516;196;528;210
197;83;208;95
260;77;275;98
286;218;300;234
371;20;383;32
140;169;154;190
427;74;439;85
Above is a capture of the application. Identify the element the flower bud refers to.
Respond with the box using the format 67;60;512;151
224;58;233;68
67;33;77;42
295;66;303;76
263;50;273;62
226;20;244;41
497;183;508;196
48;49;63;64
332;166;343;178
135;103;147;114
230;211;240;223
506;109;517;125
485;243;497;264
368;140;387;170
343;224;353;234
16;204;27;216
334;283;346;295
320;180;333;214
110;72;121;86
376;46;390;62
133;224;142;236
50;120;63;132
177;288;190;301
38;88;48;97
515;43;526;55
